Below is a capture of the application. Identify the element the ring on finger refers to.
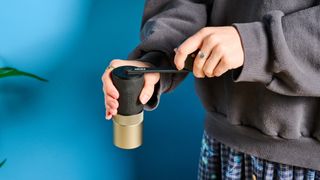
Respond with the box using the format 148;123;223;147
198;51;207;59
105;65;116;72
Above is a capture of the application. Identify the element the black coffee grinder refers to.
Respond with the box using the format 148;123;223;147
110;51;196;149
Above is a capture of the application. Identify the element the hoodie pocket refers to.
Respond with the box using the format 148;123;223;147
312;106;320;141
229;82;319;140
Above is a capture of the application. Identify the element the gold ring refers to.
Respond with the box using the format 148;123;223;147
106;65;116;72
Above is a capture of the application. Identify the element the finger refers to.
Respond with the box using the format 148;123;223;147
213;57;229;77
106;113;112;120
192;51;206;78
105;105;112;120
106;96;119;109
102;69;119;99
139;73;160;104
102;59;155;99
105;101;116;120
106;105;111;112
174;28;212;70
109;108;118;116
107;105;117;116
203;45;223;78
193;35;219;78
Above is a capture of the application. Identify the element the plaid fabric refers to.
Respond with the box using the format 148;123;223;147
198;131;320;180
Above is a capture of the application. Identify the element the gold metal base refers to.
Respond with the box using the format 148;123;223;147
113;111;143;149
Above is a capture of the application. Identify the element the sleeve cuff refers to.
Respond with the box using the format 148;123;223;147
232;22;273;84
129;51;174;111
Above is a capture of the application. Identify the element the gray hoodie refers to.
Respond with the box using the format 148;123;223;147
128;0;320;170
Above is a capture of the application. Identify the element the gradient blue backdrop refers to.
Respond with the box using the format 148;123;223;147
0;0;205;179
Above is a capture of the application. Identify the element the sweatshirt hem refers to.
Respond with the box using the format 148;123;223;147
204;111;320;171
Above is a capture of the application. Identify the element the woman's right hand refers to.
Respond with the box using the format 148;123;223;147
101;59;160;120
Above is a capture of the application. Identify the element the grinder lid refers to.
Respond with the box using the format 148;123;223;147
112;66;143;80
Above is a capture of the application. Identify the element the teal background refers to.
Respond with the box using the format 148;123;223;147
0;0;205;179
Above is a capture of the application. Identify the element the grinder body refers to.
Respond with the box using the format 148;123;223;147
111;66;144;149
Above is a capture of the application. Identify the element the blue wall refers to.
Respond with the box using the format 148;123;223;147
0;0;205;179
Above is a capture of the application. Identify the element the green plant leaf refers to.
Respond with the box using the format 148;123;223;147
0;67;48;82
0;159;6;168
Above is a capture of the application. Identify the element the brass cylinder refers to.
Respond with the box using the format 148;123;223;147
113;111;143;149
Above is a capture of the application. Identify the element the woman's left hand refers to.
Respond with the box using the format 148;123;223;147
174;26;244;78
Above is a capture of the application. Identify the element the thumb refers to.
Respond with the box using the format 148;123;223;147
139;73;160;104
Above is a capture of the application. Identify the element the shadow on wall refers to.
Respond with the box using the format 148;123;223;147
0;0;205;179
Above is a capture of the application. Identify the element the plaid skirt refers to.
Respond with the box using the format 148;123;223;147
198;131;320;180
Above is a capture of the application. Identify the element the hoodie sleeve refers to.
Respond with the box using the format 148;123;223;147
128;0;210;110
232;5;320;97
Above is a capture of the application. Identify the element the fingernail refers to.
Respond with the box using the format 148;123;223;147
174;48;177;53
141;94;148;104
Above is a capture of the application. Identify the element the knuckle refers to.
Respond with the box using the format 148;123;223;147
193;62;203;73
108;97;115;103
114;100;119;106
213;68;223;77
195;62;203;69
101;74;109;83
101;74;106;82
110;108;116;114
215;44;224;53
204;69;212;77
194;70;204;78
192;68;199;77
218;45;227;54
199;27;209;34
110;59;121;66
106;103;112;109
111;105;117;111
207;34;217;44
213;72;221;77
105;82;112;90
220;46;226;54
175;47;185;55
112;101;119;108
220;59;229;69
108;101;115;107
193;72;201;78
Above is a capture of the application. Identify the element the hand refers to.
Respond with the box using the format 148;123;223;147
174;26;244;78
101;60;160;120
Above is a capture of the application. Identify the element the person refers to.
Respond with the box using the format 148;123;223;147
102;0;320;179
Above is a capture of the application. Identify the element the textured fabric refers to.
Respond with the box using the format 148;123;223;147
198;131;320;180
128;0;320;170
128;0;209;110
